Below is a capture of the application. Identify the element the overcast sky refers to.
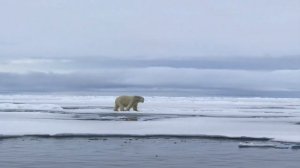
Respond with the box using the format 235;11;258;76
0;0;299;97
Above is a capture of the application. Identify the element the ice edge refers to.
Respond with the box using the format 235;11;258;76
0;133;272;141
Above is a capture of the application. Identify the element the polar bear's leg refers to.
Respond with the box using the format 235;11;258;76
133;103;138;111
120;105;126;111
126;100;134;111
125;105;131;111
114;103;119;111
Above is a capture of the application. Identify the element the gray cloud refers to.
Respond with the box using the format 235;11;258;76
1;56;300;74
0;68;299;97
0;0;299;58
63;56;300;70
0;0;299;97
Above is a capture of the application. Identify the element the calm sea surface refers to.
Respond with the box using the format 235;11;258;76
0;138;299;168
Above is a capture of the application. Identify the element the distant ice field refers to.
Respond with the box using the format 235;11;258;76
0;95;299;144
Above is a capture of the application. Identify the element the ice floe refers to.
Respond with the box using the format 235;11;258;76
0;95;299;144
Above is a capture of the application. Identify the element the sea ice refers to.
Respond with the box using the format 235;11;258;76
0;95;299;143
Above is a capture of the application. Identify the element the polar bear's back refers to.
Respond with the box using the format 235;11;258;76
115;95;131;106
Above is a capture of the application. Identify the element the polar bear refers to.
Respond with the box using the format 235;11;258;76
114;95;144;111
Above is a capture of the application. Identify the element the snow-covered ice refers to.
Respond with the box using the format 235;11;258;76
238;142;289;149
0;95;299;143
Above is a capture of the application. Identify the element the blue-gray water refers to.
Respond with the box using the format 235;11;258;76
0;138;299;168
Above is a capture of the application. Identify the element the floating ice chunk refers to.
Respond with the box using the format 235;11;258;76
238;142;288;149
239;142;276;148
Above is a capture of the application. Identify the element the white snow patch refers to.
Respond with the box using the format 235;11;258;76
0;95;299;143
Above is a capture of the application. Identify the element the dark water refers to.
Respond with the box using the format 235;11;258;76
0;138;299;168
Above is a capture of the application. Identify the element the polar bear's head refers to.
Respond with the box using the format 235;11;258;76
134;96;144;103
